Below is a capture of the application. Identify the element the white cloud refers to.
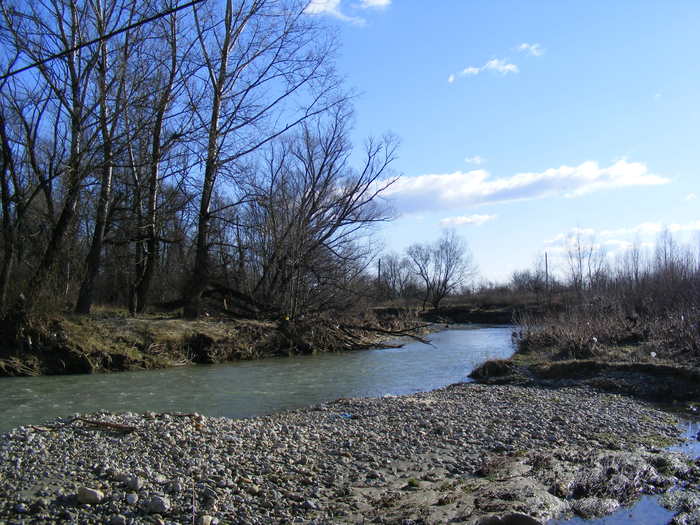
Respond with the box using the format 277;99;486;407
465;155;486;165
440;214;496;227
483;58;519;74
686;193;697;201
600;220;700;237
545;221;700;255
358;0;390;8
603;239;633;251
384;160;669;213
544;228;596;247
448;58;518;82
517;43;544;56
304;0;364;23
600;222;664;237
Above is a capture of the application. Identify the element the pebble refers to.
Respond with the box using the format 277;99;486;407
110;514;127;525
0;383;695;524
77;486;105;504
145;494;170;514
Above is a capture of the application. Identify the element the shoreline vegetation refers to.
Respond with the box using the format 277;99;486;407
0;304;513;377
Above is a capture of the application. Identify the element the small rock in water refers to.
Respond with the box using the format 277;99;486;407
77;487;105;505
146;494;171;514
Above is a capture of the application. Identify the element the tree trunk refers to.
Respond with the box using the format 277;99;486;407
74;162;112;313
75;25;114;314
183;0;232;319
0;111;16;315
24;177;82;311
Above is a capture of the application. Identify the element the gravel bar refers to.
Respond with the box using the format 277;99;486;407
1;382;699;524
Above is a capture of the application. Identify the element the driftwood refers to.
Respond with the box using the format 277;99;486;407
71;417;137;433
26;416;137;433
338;322;433;345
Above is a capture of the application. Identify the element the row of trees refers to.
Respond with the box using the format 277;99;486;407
0;0;398;319
507;229;700;313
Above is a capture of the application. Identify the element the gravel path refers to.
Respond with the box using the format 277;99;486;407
1;382;698;525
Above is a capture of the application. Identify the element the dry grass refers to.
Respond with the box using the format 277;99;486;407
514;299;700;367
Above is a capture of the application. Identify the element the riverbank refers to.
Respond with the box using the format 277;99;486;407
0;300;521;378
1;382;698;525
0;310;428;377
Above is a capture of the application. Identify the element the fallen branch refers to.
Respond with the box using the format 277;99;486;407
339;322;433;345
72;417;137;433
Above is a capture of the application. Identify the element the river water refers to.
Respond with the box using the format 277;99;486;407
0;325;514;433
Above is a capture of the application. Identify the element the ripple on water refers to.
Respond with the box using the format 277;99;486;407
1;326;514;433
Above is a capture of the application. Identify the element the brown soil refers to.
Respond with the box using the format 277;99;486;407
0;310;425;377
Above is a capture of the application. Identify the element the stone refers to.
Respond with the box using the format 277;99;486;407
109;514;128;525
126;492;138;505
572;497;619;519
198;516;219;525
303;499;319;510
125;475;143;491
146;495;171;514
77;487;105;505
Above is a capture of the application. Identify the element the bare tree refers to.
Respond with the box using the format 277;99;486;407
123;0;195;314
74;0;144;313
407;230;476;309
182;0;344;318
241;107;397;317
0;0;102;311
379;252;415;301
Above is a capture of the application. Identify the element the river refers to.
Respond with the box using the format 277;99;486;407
0;324;514;433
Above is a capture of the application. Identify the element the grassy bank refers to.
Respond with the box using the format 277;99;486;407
0;308;426;377
470;302;700;405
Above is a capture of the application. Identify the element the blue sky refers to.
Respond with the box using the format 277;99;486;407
306;1;700;282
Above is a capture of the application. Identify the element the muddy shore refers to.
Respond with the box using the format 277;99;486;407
1;381;699;525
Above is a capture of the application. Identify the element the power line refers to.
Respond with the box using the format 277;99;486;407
0;0;206;81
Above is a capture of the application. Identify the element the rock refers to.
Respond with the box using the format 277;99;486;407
303;499;319;510
145;495;171;514
125;492;138;505
672;510;700;525
124;475;143;491
29;498;50;513
77;487;105;505
572;497;619;519
109;514;128;525
198;516;219;525
14;502;28;513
